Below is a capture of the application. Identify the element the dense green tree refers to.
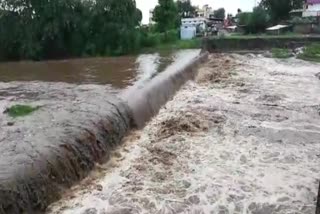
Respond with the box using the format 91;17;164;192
213;8;226;19
153;0;178;32
177;0;196;18
0;0;144;60
238;7;269;34
260;0;303;22
249;7;269;33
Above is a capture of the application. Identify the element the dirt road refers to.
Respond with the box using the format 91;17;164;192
48;54;320;214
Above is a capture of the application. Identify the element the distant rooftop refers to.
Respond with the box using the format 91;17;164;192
307;0;320;4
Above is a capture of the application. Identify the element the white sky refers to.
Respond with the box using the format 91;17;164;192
136;0;258;24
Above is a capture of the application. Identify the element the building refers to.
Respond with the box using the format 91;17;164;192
180;17;206;40
195;4;213;19
303;0;320;17
181;17;207;30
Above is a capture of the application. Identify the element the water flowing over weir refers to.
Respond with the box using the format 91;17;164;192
0;50;207;213
123;50;207;128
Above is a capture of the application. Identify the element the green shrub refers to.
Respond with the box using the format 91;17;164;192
298;43;320;62
271;48;291;58
176;39;201;49
141;33;161;47
162;29;179;43
4;104;40;118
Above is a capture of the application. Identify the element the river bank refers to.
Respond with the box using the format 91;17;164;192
48;53;320;214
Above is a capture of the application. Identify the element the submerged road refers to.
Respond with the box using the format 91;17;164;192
48;54;320;214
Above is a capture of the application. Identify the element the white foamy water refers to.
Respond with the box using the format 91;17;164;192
47;54;320;214
134;53;161;87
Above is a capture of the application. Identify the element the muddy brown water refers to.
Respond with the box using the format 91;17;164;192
0;51;194;87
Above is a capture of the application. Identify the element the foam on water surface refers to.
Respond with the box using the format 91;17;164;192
48;54;320;214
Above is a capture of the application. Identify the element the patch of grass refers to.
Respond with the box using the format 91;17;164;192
211;33;306;40
271;48;291;58
142;39;202;53
298;43;320;62
4;104;40;118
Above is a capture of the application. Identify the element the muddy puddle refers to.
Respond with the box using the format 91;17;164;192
47;54;320;214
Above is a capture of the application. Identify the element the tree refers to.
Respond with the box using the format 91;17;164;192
238;7;269;34
177;0;196;18
135;8;143;25
0;0;143;60
249;7;269;33
213;8;225;19
153;0;178;32
260;0;303;22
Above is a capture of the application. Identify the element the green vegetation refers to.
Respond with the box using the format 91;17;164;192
271;48;291;58
211;33;304;40
0;0;200;61
156;39;201;50
213;8;226;20
238;7;269;34
177;0;196;18
298;43;320;62
153;0;178;33
260;0;303;23
4;105;40;118
143;39;201;53
236;0;304;34
0;0;143;61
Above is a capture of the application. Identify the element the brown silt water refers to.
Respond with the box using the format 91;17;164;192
0;51;192;88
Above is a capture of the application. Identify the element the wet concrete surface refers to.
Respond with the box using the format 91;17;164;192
47;54;320;214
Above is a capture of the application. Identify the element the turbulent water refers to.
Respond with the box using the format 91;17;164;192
47;54;320;214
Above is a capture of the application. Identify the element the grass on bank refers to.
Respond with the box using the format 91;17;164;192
142;38;202;53
4;104;40;118
298;43;320;62
210;33;306;40
271;48;291;59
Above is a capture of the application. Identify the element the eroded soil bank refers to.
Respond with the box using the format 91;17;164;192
48;54;320;214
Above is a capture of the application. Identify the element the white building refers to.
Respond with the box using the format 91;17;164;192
181;17;206;29
195;4;213;19
180;17;206;40
303;0;320;17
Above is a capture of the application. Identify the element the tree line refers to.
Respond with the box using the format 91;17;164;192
0;0;142;61
238;0;304;34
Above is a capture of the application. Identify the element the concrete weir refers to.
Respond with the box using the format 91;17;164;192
0;52;208;213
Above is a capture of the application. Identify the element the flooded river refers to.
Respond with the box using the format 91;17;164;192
0;50;200;88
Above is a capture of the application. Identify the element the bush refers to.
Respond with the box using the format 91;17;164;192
271;48;291;58
162;29;179;43
298;43;320;62
141;32;161;47
4;105;40;117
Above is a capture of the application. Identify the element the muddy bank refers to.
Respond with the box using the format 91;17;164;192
0;51;205;213
48;54;320;214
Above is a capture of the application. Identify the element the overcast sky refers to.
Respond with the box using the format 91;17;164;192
136;0;258;24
